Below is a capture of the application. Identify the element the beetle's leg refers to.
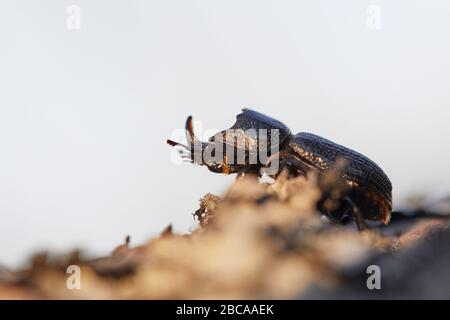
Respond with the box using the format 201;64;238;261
236;167;261;180
282;153;310;178
262;149;295;179
343;196;367;231
236;170;255;180
260;152;281;179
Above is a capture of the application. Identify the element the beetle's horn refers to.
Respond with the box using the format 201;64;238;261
184;116;210;165
166;115;201;151
166;116;206;165
185;116;201;145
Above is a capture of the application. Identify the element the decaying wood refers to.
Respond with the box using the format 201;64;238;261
0;171;448;299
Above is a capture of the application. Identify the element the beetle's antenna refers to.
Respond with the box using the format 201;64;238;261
166;139;190;151
167;139;196;163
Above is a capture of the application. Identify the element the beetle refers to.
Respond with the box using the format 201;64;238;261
167;109;392;230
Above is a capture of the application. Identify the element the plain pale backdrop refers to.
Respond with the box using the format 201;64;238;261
1;0;450;266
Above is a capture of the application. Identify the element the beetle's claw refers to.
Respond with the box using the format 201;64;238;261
178;149;194;163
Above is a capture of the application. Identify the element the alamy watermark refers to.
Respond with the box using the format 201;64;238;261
66;265;81;290
168;123;281;175
366;5;382;30
66;5;81;30
366;264;381;290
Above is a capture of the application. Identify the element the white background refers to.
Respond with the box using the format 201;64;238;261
1;0;450;266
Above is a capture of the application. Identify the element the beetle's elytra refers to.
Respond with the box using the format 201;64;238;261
167;109;393;230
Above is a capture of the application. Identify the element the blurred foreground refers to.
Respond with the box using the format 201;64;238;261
0;171;449;299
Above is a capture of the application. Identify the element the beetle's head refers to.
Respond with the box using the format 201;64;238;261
167;116;243;174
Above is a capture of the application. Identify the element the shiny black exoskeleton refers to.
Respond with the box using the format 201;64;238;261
167;109;393;230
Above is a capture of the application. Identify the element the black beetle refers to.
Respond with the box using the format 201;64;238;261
167;109;392;230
